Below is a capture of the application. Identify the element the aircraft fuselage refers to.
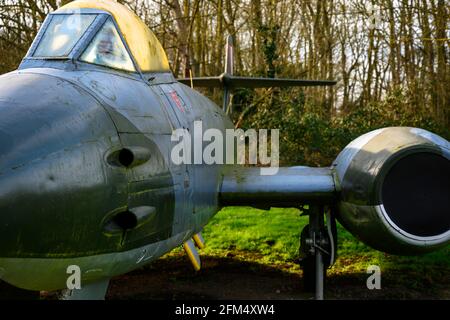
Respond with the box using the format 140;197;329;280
0;63;232;291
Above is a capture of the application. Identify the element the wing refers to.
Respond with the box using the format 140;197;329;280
219;166;336;208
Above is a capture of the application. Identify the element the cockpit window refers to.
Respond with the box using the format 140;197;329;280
33;14;96;57
80;19;136;72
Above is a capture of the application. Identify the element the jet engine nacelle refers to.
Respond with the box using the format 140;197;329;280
333;127;450;254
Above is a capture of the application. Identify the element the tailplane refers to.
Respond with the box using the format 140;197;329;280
178;35;336;112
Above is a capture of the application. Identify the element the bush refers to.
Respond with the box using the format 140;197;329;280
237;88;449;167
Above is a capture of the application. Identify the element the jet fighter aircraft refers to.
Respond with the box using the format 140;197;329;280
0;0;448;300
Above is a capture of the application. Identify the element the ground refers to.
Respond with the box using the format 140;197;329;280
106;207;450;300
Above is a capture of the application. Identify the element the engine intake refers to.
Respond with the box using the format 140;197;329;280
333;127;450;254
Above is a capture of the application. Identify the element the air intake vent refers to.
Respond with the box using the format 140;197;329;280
382;152;450;237
107;146;151;168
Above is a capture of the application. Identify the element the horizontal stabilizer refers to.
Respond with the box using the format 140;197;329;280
178;74;337;89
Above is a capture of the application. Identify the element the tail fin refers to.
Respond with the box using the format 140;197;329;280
222;35;234;112
224;35;234;75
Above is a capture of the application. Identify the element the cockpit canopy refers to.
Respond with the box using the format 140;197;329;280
80;18;135;72
33;14;96;58
26;0;170;73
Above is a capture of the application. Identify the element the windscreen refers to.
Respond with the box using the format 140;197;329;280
80;18;136;72
33;14;96;57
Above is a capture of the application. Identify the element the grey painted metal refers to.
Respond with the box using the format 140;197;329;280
309;206;325;300
60;279;110;300
0;61;233;291
0;229;194;291
333;127;450;254
315;251;324;300
326;211;336;266
222;35;234;113
0;21;232;290
220;166;336;207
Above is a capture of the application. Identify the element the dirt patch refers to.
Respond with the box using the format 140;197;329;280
106;251;450;300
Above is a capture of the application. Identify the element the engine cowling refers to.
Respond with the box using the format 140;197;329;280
333;127;450;255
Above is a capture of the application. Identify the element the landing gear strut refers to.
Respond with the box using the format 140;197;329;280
298;205;337;300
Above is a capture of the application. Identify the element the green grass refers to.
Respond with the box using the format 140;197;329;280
200;206;450;278
203;207;302;263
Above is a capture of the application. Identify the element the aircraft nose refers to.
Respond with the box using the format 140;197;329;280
0;71;127;259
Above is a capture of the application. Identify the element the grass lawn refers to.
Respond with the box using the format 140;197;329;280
202;206;449;267
199;207;450;296
108;206;449;299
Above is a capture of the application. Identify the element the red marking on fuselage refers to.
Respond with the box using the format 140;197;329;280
170;91;185;113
